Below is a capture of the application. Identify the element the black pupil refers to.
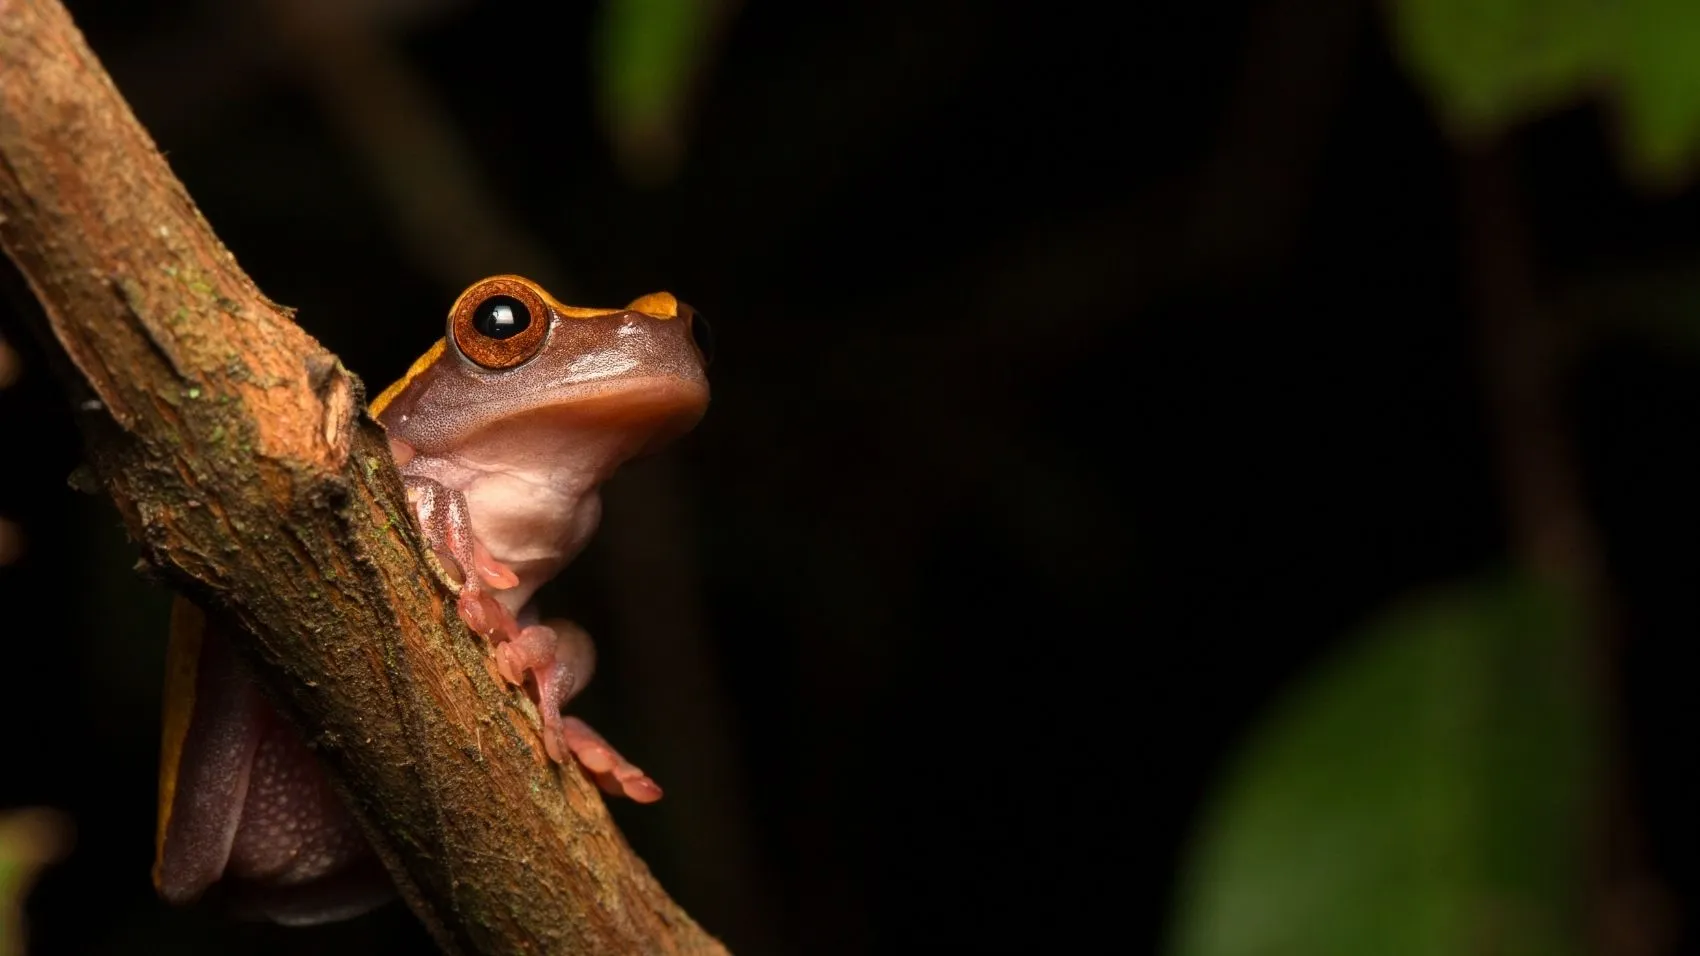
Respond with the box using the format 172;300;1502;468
474;295;531;339
689;312;715;365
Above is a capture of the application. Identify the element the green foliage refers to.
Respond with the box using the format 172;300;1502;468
592;0;720;185
0;808;72;956
1166;575;1596;956
1390;0;1700;184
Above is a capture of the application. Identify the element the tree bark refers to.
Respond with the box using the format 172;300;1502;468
0;2;730;953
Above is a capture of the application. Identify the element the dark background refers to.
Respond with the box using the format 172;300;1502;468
3;1;1699;954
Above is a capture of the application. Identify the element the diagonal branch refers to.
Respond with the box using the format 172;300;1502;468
0;2;729;953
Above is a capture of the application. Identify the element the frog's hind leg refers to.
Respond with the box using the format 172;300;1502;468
220;703;393;924
494;613;663;803
154;599;266;903
155;601;394;922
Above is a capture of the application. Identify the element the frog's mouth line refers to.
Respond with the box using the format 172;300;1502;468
469;376;710;455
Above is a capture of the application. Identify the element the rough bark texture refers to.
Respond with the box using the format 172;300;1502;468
0;2;729;954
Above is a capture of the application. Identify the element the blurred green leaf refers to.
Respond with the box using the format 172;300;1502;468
1556;257;1700;356
0;808;73;956
1165;575;1597;956
592;0;723;186
1390;0;1700;185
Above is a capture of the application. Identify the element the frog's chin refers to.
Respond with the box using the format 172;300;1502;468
553;376;708;455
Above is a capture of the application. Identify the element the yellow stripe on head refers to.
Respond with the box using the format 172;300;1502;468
369;339;446;418
625;292;679;318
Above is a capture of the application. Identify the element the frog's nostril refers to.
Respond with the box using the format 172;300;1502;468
687;310;714;366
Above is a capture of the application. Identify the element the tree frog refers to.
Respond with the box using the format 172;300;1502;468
151;275;713;923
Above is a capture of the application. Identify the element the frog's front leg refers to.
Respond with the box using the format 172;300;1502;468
399;467;661;803
496;617;663;804
402;472;520;642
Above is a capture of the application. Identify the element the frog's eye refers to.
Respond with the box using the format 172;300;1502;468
474;295;531;339
449;276;550;370
683;304;714;366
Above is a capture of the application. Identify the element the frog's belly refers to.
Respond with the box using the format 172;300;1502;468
461;468;602;614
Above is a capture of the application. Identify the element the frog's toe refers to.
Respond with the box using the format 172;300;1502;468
559;716;663;804
455;586;516;643
470;538;518;590
494;624;559;689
